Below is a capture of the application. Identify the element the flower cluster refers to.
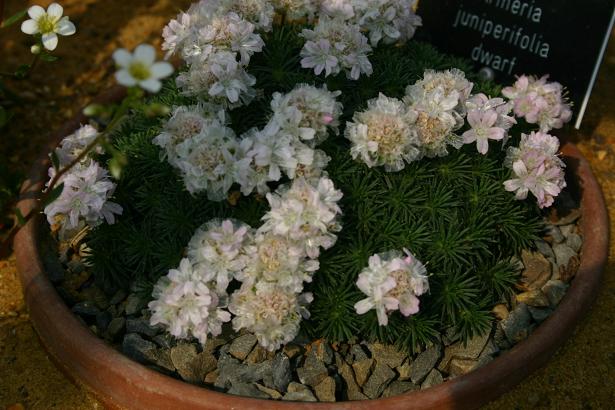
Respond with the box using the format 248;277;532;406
345;93;420;171
154;84;341;200
404;68;472;158
44;125;122;236
300;16;373;80
503;131;566;209
150;175;342;350
322;0;422;46
462;94;516;155
502;75;572;133
346;69;477;170
354;248;429;326
148;258;231;344
299;0;421;79
163;0;271;107
154;109;239;200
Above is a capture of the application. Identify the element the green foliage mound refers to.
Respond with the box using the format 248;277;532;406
86;25;543;350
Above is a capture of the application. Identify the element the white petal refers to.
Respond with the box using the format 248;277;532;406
115;69;137;87
21;19;39;35
150;62;173;79
139;79;162;93
112;49;132;67
56;18;76;36
47;3;64;19
134;44;156;65
42;33;59;51
27;5;46;20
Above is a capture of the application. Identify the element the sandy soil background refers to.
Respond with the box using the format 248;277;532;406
0;1;613;408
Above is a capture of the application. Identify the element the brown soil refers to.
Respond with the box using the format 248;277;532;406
0;1;614;408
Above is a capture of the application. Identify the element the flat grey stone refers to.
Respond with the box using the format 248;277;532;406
297;350;328;387
271;353;292;392
150;348;175;372
559;224;576;237
542;280;569;307
545;225;564;243
125;294;145;315
170;344;200;383
351;358;373;386
314;376;336;402
153;333;175;349
229;334;257;361
363;362;396;399
420;369;443;389
335;352;367;400
255;383;282;399
347;344;369;363
72;301;100;317
520;250;552;290
382;380;418;397
109;289;128;305
96;311;112;332
527;306;553;323
106;317;125;339
368;343;406;368
515;290;550;307
122;333;156;364
228;382;269;399
410;343;442;384
553;243;577;270
439;331;490;373
449;358;478;377
553;208;581;226
534;239;555;260
501;303;532;343
283;382;317;402
565;233;583;253
126;318;161;338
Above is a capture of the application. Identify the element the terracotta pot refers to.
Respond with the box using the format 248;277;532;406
13;94;609;409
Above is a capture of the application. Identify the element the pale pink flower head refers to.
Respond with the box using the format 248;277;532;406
503;132;566;208
502;74;572;132
354;248;429;326
462;109;506;155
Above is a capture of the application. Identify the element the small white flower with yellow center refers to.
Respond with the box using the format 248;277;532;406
21;3;76;51
112;44;174;93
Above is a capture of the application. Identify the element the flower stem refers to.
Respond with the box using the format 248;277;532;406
0;93;134;258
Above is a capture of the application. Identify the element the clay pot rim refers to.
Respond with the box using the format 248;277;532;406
13;87;610;410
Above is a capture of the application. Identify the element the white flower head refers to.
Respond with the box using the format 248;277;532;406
54;124;101;167
355;0;422;46
21;3;76;51
272;0;319;22
300;16;373;80
346;93;420;171
44;161;123;235
187;219;253;293
270;84;343;144
403;70;474;158
261;176;342;258
176;51;256;108
149;258;231;344
153;104;225;167
229;281;312;351
172;118;239;200
354;248;428;326
113;44;174;93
